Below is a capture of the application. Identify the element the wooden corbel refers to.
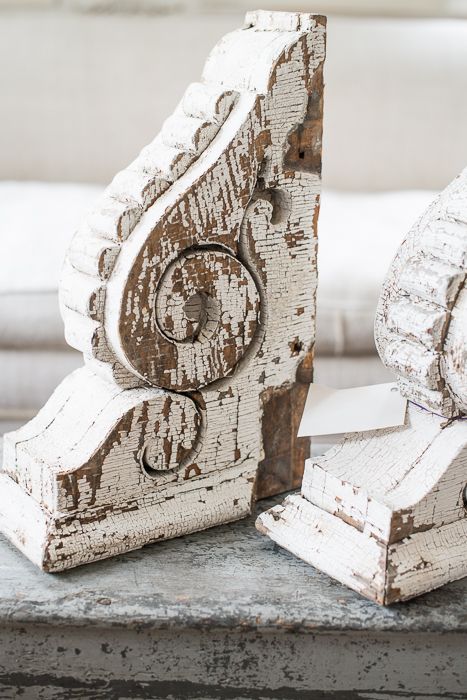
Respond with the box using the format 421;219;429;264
0;11;326;571
257;168;467;604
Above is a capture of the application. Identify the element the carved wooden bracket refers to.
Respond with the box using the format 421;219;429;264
258;168;467;604
0;11;326;571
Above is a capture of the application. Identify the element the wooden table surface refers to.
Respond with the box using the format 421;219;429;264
0;437;466;698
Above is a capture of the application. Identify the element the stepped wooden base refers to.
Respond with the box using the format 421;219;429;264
0;463;253;573
257;403;467;604
0;363;308;572
257;493;467;604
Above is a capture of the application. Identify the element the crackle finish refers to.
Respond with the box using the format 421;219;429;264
376;167;467;417
0;10;326;571
258;168;467;605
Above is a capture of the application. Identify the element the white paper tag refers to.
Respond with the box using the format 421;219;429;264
298;382;407;437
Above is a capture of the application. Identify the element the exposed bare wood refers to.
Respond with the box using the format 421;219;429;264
0;10;326;571
257;167;467;604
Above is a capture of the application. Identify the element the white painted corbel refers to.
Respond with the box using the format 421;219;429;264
0;11;326;572
257;168;467;604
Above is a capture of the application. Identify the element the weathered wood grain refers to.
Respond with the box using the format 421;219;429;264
0;10;326;571
0;485;465;698
258;402;467;604
258;168;467;604
376;167;467;416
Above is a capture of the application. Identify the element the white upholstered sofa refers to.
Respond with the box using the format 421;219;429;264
1;10;467;429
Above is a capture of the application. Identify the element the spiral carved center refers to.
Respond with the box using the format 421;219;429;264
120;247;261;391
157;254;227;344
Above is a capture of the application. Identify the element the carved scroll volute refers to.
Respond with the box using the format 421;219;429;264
0;11;326;572
375;168;467;417
115;243;261;391
104;152;264;391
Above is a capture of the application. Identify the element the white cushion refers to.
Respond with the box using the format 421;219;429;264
316;189;436;355
0;182;436;356
0;182;101;350
0;181;101;293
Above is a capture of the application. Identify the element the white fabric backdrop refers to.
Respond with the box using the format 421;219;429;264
0;13;466;189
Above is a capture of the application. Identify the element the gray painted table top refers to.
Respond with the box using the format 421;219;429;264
1;491;466;635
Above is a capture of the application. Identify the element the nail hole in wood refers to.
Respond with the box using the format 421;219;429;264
290;339;303;356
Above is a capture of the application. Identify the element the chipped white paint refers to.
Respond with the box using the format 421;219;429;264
258;168;467;604
0;11;326;571
376;168;467;416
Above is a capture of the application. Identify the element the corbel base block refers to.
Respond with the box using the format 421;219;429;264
257;403;467;604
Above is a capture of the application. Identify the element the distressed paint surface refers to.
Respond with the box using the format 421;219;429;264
376;168;467;416
1;628;466;699
258;169;467;605
0;11;326;571
0;487;465;698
